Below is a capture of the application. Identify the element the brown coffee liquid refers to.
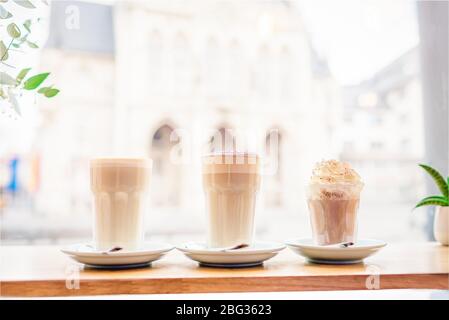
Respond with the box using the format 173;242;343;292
307;198;359;245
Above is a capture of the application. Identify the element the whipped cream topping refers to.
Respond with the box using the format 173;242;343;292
310;160;362;185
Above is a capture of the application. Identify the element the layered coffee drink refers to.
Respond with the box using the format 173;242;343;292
90;158;152;251
307;160;363;245
202;152;261;248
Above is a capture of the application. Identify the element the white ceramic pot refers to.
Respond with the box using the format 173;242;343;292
434;206;449;245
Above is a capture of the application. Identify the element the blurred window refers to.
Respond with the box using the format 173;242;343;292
264;130;282;207
204;37;222;96
151;124;181;206
228;39;245;96
278;46;293;100
172;33;192;96
148;30;164;94
209;127;235;153
255;45;274;98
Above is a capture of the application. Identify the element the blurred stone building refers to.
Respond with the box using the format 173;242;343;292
10;0;340;241
341;47;425;204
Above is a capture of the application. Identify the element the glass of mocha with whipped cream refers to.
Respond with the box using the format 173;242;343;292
306;160;364;246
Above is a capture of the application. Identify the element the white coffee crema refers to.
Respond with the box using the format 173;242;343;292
90;158;152;251
202;153;261;248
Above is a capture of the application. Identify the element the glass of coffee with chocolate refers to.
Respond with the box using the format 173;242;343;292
306;160;364;245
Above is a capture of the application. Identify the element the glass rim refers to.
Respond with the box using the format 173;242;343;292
90;157;153;168
201;151;260;158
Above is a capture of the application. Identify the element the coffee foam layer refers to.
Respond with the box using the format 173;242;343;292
310;159;361;184
308;160;363;200
90;162;151;192
202;153;260;174
90;158;152;168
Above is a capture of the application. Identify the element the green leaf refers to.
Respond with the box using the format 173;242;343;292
37;86;52;94
7;23;21;38
0;72;17;85
23;72;49;90
44;88;59;97
0;40;9;61
16;68;31;83
13;0;35;8
38;86;59;97
0;86;5;98
37;86;48;94
11;43;20;48
419;164;449;198
26;40;38;48
23;19;31;33
0;5;12;19
419;195;448;203
415;197;449;208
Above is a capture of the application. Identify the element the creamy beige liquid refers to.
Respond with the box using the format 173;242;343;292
90;158;151;251
202;153;261;248
307;198;359;245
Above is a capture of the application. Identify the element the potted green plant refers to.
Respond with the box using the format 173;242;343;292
415;164;449;245
1;0;59;116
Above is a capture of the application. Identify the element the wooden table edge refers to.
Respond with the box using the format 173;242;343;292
2;273;448;297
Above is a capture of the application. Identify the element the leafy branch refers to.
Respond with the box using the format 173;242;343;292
0;0;59;115
415;164;449;208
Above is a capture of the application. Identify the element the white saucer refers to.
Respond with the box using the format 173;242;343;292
176;241;285;268
61;242;174;269
285;238;387;265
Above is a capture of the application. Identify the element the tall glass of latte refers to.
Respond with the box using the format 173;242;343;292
202;152;261;248
90;158;152;251
306;160;363;245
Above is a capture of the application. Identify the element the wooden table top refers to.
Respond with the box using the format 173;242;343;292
1;242;448;297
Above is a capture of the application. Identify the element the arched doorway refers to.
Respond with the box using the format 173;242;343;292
278;45;294;100
204;37;222;96
255;45;274;98
150;124;181;206
172;32;192;95
148;30;164;93
208;126;235;153
228;39;245;96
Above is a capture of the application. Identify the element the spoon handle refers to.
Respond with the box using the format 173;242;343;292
218;243;250;252
323;242;354;248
